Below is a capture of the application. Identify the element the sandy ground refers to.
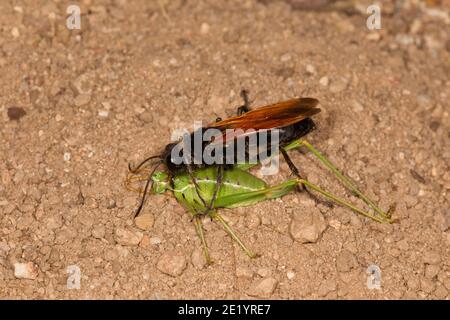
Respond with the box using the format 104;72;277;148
0;0;449;299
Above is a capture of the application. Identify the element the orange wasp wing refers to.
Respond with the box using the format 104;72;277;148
207;97;320;131
206;98;320;144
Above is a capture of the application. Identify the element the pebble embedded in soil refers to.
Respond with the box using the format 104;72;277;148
13;262;38;280
329;77;349;93
286;271;295;280
156;251;187;277
319;76;329;86
114;228;143;246
423;251;441;265
289;208;327;243
247;277;278;298
336;250;358;273
191;248;207;270
236;267;254;279
7;107;26;120
134;213;154;231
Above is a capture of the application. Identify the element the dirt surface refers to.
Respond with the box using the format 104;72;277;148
0;0;449;299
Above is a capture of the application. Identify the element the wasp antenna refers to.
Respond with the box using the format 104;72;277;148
130;154;162;173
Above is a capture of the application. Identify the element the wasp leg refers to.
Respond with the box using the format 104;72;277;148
207;164;224;217
186;163;209;209
280;148;333;206
237;89;250;115
280;148;305;191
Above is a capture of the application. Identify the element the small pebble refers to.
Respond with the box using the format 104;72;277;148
329;77;348;93
289;209;327;243
306;64;316;75
14;262;38;280
98;110;109;118
114;228;143;246
247;277;278;298
74;94;91;107
257;267;271;277
157;251;187;277
7;107;26;120
150;237;162;245
366;32;381;41
11;27;20;38
134;213;154;231
352;100;364;112
286;271;295;280
423;251;441;265
236;267;254;279
191;248;207;270
200;22;210;34
319;76;329;86
336;250;357;273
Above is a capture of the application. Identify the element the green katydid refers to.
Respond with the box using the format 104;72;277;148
126;138;394;264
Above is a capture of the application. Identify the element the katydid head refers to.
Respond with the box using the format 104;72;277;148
151;171;170;194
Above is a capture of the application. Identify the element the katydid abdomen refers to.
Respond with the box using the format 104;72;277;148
171;167;295;211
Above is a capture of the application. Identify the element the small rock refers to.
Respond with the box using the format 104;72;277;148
14;262;38;280
336;250;357;272
74;94;91;107
134;213;154;231
286;271;295;280
410;19;422;34
11;27;20;38
191;248;207;270
98;110;109;118
72;73;92;95
7;107;26;120
306;64;316;75
139;110;153;123
275;67;295;79
139;235;150;248
434;284;448;299
317;279;337;297
420;278;436;294
150;237;162;245
423;251;441;265
424;264;440;279
289;208;327;243
157;251;187;277
257;267;271;277
200;22;210;34
245;212;261;229
280;53;292;62
114;227;143;246
366;32;381;41
319;76;329;86
247;277;278;298
236;267;254;279
329;77;348;93
352;100;364;112
91;225;106;239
